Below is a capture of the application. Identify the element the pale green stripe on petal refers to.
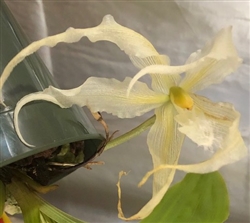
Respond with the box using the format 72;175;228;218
148;103;185;194
0;15;160;97
130;55;170;69
89;15;159;58
191;93;237;121
14;77;168;147
142;129;247;176
127;61;208;97
174;94;243;151
154;95;248;174
180;27;242;92
141;119;247;185
118;103;185;221
130;55;180;92
43;77;168;118
128;27;241;96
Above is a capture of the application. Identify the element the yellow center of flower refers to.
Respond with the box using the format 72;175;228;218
169;86;193;110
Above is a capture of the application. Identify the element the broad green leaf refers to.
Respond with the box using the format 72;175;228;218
141;171;229;223
0;180;5;217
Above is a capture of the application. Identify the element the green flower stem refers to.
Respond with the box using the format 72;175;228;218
105;115;156;151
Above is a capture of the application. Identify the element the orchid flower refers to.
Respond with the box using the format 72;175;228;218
0;15;247;220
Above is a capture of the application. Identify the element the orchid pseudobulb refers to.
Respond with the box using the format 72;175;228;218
0;15;247;220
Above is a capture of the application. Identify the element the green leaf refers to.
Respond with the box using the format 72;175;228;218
0;180;6;217
141;171;229;223
6;177;41;223
6;176;87;223
39;196;86;223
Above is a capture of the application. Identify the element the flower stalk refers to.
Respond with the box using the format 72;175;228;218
105;115;156;151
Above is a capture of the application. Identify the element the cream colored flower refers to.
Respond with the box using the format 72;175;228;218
0;15;247;220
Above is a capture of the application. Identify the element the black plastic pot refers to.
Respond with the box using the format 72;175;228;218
0;1;104;184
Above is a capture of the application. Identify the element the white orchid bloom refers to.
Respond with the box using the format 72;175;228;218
0;15;247;220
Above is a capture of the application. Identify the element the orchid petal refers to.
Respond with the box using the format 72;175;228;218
131;55;180;92
119;103;185;220
0;15;160;97
174;106;220;150
131;55;170;68
14;92;64;147
14;77;168;146
180;27;242;92
128;27;241;96
45;77;168;118
175;94;241;150
140;119;247;178
154;95;248;174
127;62;204;96
148;104;185;194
